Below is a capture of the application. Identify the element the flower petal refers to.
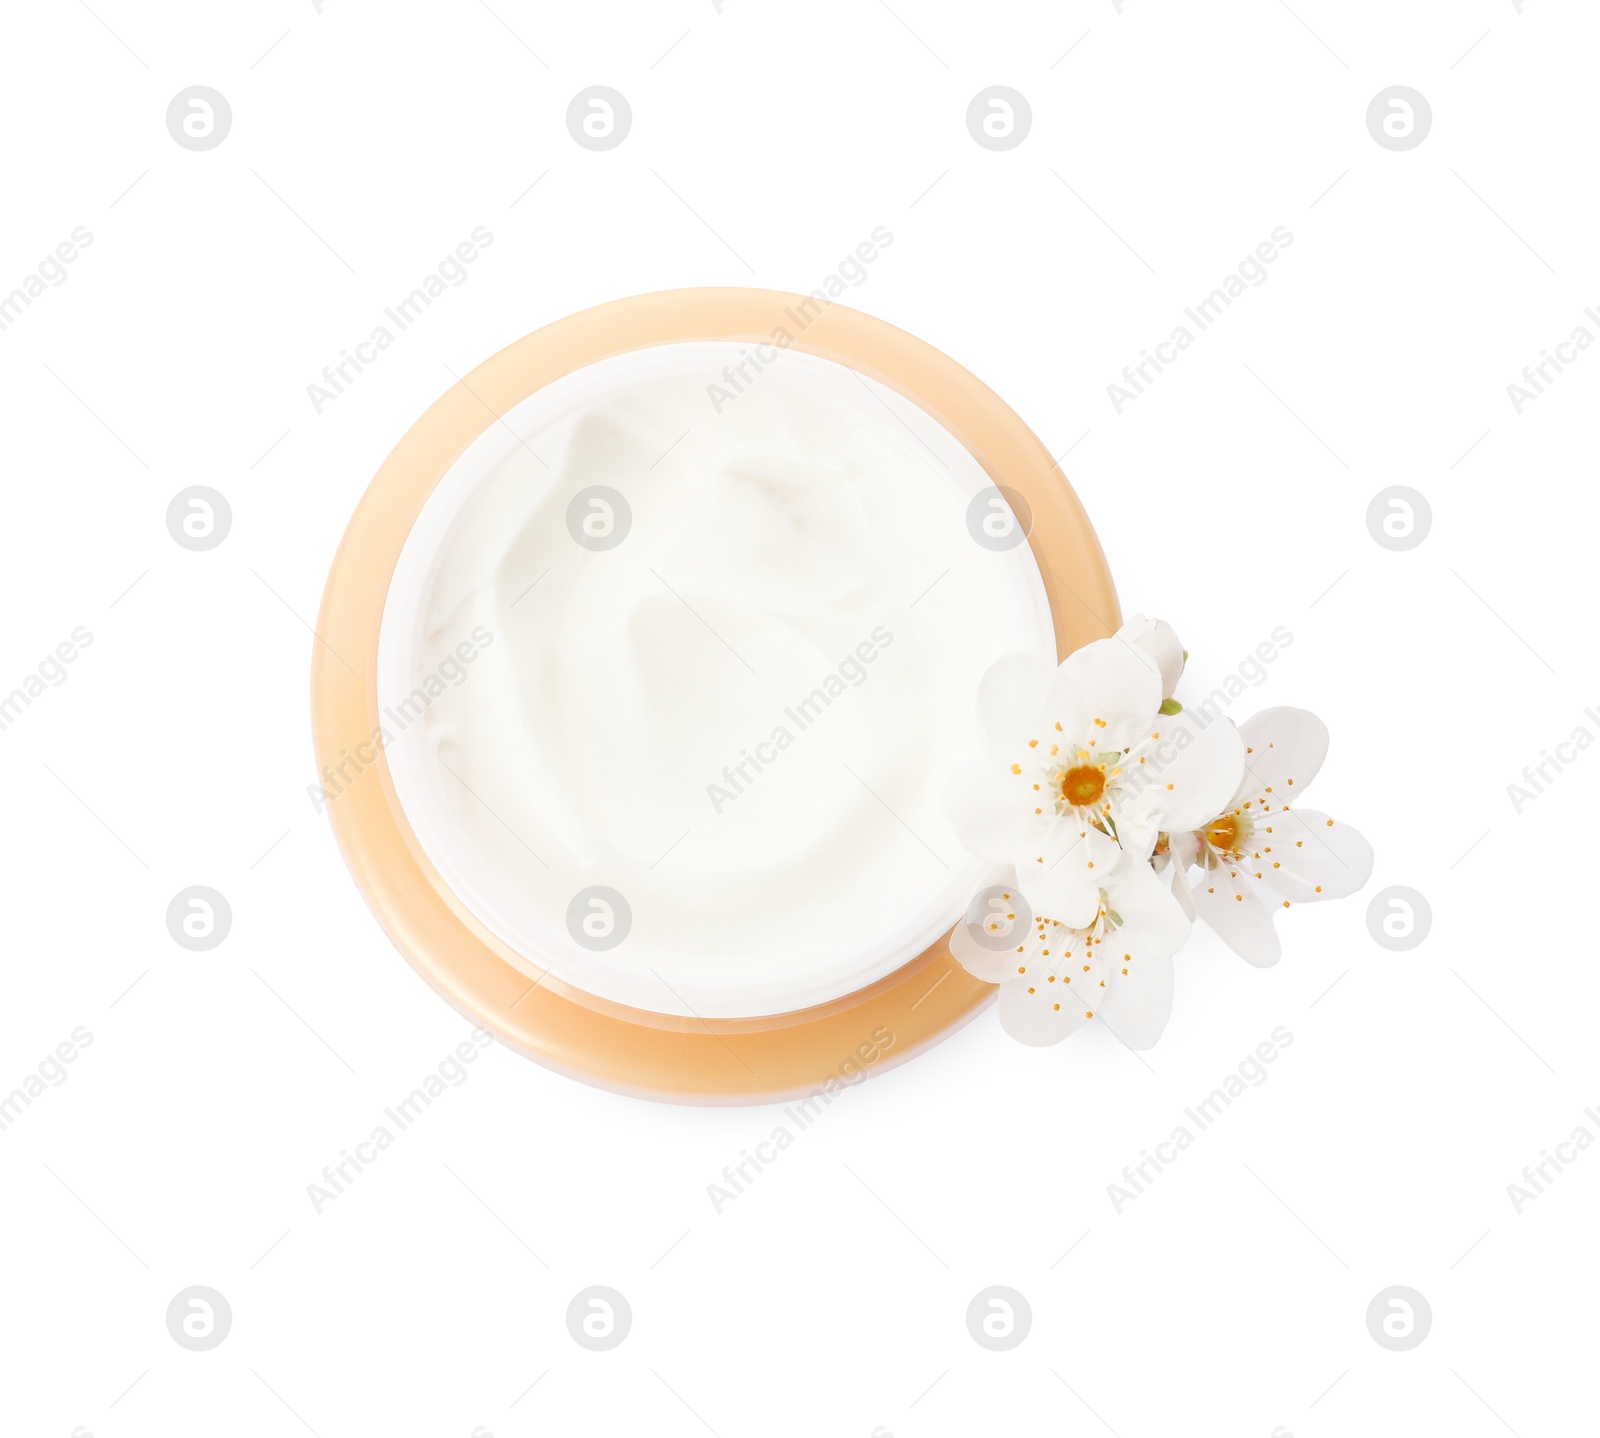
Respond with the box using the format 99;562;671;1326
1117;614;1185;697
948;874;1032;983
1192;864;1282;966
945;758;1030;860
996;871;1128;1043
997;976;1093;1046
1234;708;1329;809
974;652;1055;764
1097;949;1175;1051
1016;823;1117;927
1123;712;1246;834
1164;830;1199;921
1255;809;1373;902
1044;638;1162;752
1104;853;1191;958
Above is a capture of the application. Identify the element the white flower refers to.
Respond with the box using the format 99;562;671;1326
1168;707;1373;966
945;634;1245;927
1118;613;1185;699
949;846;1190;1048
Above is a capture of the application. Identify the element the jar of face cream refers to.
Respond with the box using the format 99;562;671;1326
313;289;1117;1102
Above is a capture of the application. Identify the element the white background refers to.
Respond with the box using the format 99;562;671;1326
1;2;1593;1435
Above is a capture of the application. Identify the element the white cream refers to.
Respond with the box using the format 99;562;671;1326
378;341;1055;1018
